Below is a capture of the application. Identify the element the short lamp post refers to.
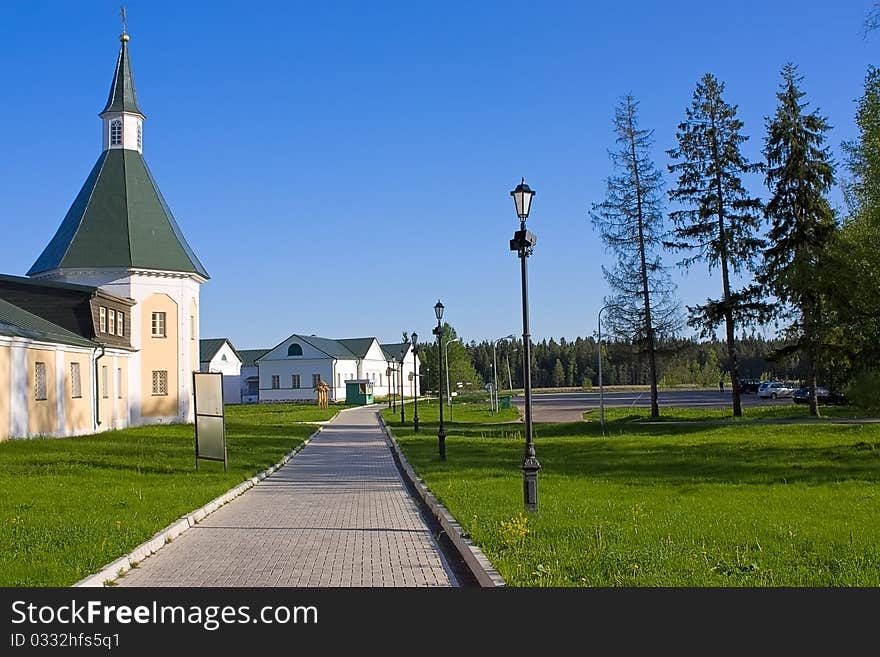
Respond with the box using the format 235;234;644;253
509;177;540;512
411;332;419;432
433;300;446;459
444;337;462;421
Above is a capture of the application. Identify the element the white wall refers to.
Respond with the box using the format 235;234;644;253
201;342;242;404
259;358;335;402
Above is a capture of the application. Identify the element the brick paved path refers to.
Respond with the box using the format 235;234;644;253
116;406;456;587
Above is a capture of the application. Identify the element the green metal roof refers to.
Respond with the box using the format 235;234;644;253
27;149;209;278
238;349;270;368
101;36;144;116
337;337;377;358
0;298;96;348
199;338;240;363
380;342;410;361
294;335;357;359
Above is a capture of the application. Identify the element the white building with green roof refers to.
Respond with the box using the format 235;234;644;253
256;335;420;403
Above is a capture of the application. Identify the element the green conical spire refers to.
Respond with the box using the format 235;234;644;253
100;32;144;117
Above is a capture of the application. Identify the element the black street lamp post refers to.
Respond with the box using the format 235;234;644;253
411;332;419;432
433;300;446;460
400;346;406;425
509;177;541;511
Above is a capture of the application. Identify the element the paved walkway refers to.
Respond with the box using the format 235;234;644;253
116;406;456;587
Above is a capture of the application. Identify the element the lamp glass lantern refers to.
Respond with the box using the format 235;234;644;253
510;177;536;221
434;300;444;322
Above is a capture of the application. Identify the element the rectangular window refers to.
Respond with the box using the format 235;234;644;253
117;312;124;337
117;368;123;399
190;315;195;340
312;374;320;388
101;366;109;399
379;373;382;386
108;309;115;335
151;312;166;337
70;362;82;399
151;370;168;396
34;362;47;401
271;375;280;389
292;374;300;389
99;306;107;333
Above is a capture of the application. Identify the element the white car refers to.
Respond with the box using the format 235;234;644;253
758;381;796;399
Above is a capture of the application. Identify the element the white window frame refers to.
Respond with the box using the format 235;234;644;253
271;375;280;389
136;122;142;150
292;374;300;389
108;309;115;335
116;311;124;337
117;368;123;399
99;306;107;333
151;312;166;338
110;119;122;146
101;366;109;399
312;374;321;388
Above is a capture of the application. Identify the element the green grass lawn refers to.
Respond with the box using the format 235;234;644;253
589;404;876;424
390;401;880;586
0;402;337;586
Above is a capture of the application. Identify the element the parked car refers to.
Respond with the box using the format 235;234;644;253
758;381;796;399
792;387;848;405
739;378;762;394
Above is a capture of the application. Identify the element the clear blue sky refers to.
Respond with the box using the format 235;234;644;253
0;1;875;350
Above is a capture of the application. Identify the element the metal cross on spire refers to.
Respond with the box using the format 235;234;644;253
120;4;128;34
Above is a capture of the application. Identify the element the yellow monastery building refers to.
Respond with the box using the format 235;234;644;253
0;30;207;440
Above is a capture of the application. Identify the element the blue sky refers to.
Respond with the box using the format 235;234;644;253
0;1;875;350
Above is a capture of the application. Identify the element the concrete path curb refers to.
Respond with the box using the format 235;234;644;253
73;425;325;587
377;412;506;587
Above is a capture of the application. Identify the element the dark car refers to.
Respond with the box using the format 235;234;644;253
739;378;762;394
792;387;848;405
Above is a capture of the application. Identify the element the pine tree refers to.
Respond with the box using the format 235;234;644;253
666;73;767;417
762;64;837;417
590;95;680;417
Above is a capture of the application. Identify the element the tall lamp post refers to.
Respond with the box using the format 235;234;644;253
411;332;419;432
509;177;540;511
433;301;446;460
444;337;462;418
399;347;406;425
598;303;616;428
493;335;515;413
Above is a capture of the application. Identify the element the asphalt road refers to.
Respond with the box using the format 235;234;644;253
512;389;793;423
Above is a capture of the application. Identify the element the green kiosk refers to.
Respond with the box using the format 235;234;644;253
345;379;374;405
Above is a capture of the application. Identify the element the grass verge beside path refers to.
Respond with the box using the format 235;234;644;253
387;400;880;586
0;402;341;586
589;404;876;424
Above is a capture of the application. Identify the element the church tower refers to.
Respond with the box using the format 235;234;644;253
27;29;209;426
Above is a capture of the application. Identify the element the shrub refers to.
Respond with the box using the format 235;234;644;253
846;370;880;411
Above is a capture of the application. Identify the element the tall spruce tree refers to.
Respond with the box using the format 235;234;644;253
762;64;837;418
590;95;680;418
666;74;767;417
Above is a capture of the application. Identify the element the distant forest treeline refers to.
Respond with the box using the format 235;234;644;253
462;334;815;391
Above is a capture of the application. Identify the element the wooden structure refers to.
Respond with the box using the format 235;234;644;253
314;379;330;409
